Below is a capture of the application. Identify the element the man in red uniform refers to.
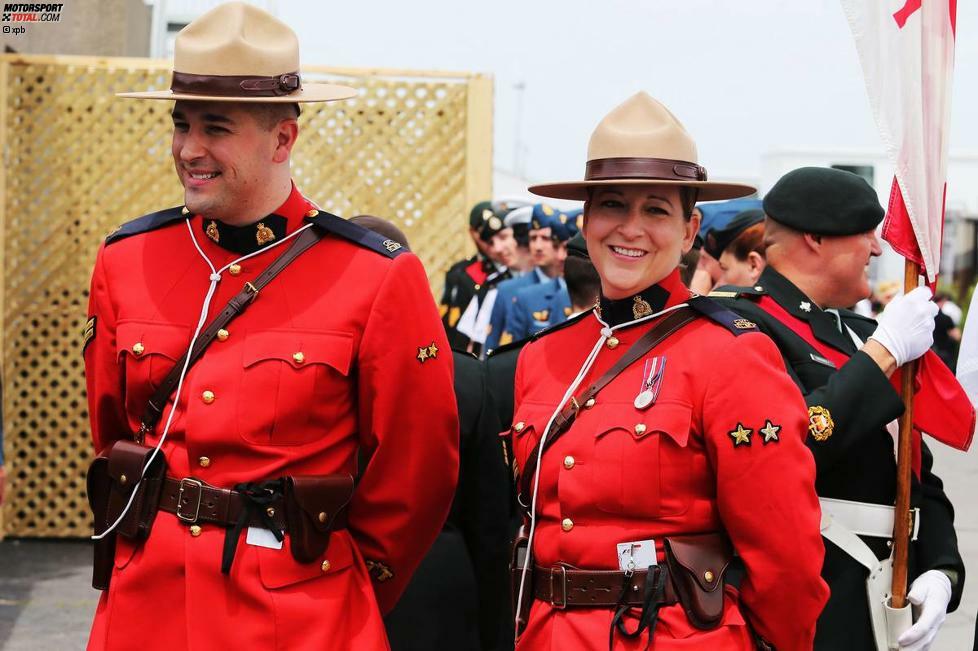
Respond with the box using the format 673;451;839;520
83;3;458;649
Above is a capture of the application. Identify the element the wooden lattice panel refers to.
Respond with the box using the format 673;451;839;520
0;54;492;537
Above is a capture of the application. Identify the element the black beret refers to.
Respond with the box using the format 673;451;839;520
704;209;764;258
478;212;507;243
763;167;884;235
566;233;588;259
469;200;494;229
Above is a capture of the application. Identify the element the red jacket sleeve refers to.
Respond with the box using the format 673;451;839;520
702;332;829;651
348;252;460;612
84;244;128;454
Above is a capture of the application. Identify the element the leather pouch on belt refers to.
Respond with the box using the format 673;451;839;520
283;474;354;564
86;454;115;590
105;440;167;541
664;533;733;630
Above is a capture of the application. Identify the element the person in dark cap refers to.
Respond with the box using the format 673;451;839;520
704;209;766;287
440;201;507;349
712;166;969;651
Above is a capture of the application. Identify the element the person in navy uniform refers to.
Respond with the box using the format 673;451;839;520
485;204;566;352
712;167;970;651
499;210;579;344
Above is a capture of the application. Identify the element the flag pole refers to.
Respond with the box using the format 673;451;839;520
890;258;920;608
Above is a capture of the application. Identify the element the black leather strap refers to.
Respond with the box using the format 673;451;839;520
136;225;324;441
517;306;698;504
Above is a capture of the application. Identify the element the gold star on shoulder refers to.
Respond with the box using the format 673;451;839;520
427;342;438;358
416;346;429;363
760;420;781;444
728;423;752;447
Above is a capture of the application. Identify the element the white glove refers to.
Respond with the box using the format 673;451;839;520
868;286;938;366
897;569;952;651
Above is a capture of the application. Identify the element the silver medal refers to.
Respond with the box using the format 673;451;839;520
634;389;655;410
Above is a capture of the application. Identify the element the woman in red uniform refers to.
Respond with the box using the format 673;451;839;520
508;92;828;650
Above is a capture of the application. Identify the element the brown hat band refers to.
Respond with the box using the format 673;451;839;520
585;157;707;182
170;71;302;97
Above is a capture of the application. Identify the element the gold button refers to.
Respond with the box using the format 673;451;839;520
584;398;595;409
198;456;211;468
321;560;331;572
293;352;305;364
131;342;144;356
201;390;215;404
229;263;242;276
318;512;328;523
306;209;320;218
563;455;575;469
119;474;128;485
266;507;275;518
634;423;647;435
561;518;574;532
190;525;202;537
606;336;619;349
514;421;525;433
704;570;715;583
474;284;481;291
217;328;229;342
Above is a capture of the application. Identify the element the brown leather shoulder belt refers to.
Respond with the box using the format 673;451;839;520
156;476;347;530
533;565;678;608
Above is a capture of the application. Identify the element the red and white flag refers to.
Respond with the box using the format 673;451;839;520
840;0;957;283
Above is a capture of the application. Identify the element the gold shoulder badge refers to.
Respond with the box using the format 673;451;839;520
733;319;756;330
488;215;502;230
542;204;554;216
83;316;96;351
532;309;550;322
499;331;514;346
417;341;438;363
382;239;402;253
760;420;781;444
256;222;275;245
808;406;834;441
728;423;752;447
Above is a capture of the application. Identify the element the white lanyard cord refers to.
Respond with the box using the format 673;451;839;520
512;301;689;638
92;219;315;540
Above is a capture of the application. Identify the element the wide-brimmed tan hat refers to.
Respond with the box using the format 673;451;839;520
529;92;755;201
118;2;356;103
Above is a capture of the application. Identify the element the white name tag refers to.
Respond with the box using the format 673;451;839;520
246;527;284;550
616;539;656;572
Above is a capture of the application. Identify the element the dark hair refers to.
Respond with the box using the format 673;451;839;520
679;247;700;286
349;214;411;251
727;223;766;261
565;256;601;308
584;185;699;220
249;103;301;131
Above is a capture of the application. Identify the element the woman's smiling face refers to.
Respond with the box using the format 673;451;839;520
583;185;699;299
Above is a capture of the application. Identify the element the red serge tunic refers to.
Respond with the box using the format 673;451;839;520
510;270;828;650
84;185;459;650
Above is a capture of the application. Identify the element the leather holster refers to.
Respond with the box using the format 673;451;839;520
86;454;115;590
664;533;733;629
283;474;354;563
510;524;533;636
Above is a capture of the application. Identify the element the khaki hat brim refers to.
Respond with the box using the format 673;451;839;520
116;82;358;103
528;179;756;202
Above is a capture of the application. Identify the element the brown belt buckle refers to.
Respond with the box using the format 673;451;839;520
176;478;204;523
549;566;567;609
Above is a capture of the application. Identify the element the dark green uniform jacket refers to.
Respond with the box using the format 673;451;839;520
713;266;964;651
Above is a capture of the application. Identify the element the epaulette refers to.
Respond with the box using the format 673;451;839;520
105;206;187;246
529;309;591;342
707;284;766;300
688;295;759;336
305;210;406;259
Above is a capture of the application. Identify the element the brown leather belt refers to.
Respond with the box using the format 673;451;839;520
533;565;678;608
157;476;348;531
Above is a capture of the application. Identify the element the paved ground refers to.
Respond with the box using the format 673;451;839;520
1;442;976;649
